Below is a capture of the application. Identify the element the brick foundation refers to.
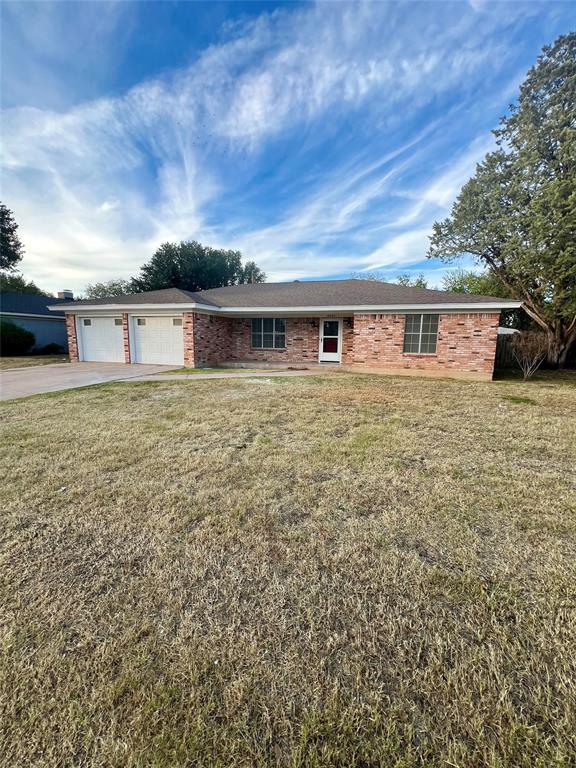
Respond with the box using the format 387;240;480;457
65;314;79;362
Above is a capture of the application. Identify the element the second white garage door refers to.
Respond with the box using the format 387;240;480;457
132;316;184;365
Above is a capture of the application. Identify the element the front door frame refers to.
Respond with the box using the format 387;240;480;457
318;317;343;363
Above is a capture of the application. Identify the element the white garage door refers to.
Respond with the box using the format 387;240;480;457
79;317;124;362
132;316;184;365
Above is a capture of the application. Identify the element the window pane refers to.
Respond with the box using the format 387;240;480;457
275;318;285;333
403;333;420;353
263;334;274;348
404;315;420;333
252;333;262;348
274;334;285;349
420;337;437;354
114;318;123;326
83;319;91;326
421;315;438;333
172;318;182;326
263;318;274;333
137;318;146;326
323;320;339;337
251;318;262;334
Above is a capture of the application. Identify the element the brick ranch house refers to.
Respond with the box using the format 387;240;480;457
51;279;522;381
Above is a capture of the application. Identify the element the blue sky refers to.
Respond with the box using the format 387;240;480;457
1;1;574;294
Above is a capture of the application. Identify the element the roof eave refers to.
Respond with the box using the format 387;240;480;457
50;300;522;314
48;301;219;312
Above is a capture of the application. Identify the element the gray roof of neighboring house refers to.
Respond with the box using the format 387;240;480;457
1;292;68;317
50;279;519;311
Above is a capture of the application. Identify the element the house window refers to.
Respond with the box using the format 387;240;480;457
251;318;286;349
403;314;439;354
114;318;123;326
83;319;91;326
137;318;146;326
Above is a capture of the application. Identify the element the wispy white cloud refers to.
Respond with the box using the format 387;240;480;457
0;0;563;292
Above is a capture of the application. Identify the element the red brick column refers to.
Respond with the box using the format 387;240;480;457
183;311;195;367
65;314;79;361
122;313;131;363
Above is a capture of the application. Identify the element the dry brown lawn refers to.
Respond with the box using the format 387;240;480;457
1;372;575;767
0;355;69;370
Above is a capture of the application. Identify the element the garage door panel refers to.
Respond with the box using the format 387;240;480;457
133;317;183;365
79;317;124;362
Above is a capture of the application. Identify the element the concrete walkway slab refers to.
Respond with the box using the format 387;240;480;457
0;362;176;401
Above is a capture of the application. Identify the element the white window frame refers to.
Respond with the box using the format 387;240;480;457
251;318;286;349
403;314;439;355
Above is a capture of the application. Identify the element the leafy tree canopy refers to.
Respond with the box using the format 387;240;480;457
441;268;510;297
0;272;52;296
396;273;428;289
428;33;576;366
84;279;132;299
442;268;531;329
351;271;428;288
130;241;266;293
0;203;25;271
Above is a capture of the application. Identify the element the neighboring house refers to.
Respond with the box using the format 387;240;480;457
1;291;73;352
50;279;522;380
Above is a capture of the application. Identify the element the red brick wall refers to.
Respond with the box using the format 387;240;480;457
350;312;500;377
228;317;322;363
68;310;500;377
193;313;232;366
122;313;131;363
65;314;79;362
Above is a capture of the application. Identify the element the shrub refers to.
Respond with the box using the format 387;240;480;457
0;320;35;356
510;331;549;380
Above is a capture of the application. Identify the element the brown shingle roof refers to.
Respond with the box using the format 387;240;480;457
197;279;511;307
52;280;517;310
54;287;217;308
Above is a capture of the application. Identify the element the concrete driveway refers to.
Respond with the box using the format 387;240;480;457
0;362;177;401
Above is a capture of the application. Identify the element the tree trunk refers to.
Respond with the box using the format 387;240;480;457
547;322;576;368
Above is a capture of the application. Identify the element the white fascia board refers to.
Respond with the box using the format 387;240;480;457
213;301;522;315
49;300;522;315
1;311;65;320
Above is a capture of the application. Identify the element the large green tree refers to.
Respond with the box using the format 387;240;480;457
0;272;52;296
131;241;266;293
428;34;576;366
441;268;530;329
0;203;25;271
84;279;132;299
